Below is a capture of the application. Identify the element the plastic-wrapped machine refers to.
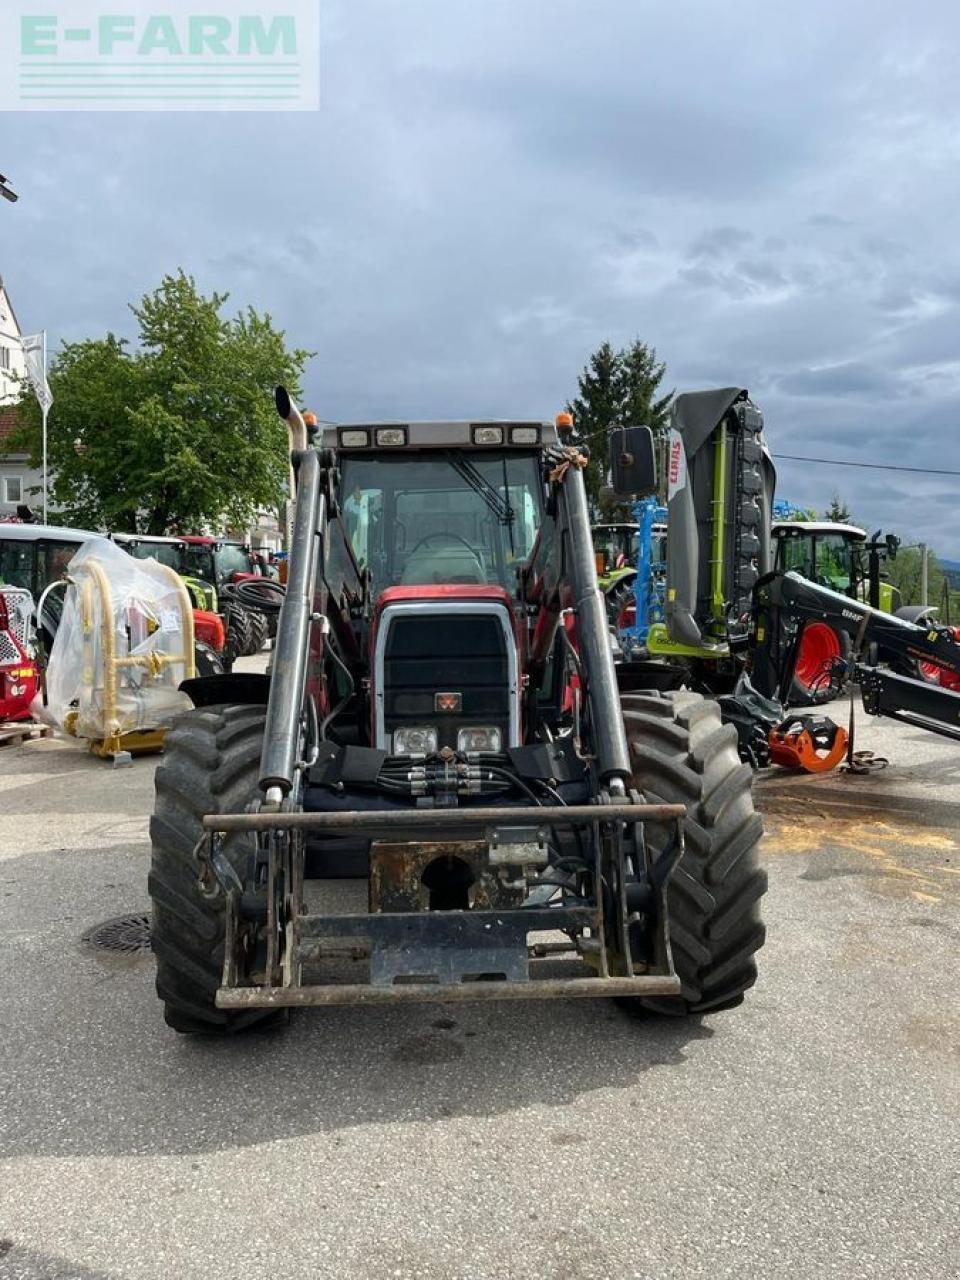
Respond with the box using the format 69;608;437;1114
38;538;195;758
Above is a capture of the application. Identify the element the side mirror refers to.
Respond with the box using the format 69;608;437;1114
610;425;657;497
886;533;899;561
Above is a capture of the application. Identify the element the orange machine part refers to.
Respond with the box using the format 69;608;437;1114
768;724;849;773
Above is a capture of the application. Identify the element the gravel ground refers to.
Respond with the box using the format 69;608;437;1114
0;691;958;1280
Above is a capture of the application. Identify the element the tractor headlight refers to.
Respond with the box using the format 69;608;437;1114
510;426;540;445
457;726;502;754
340;429;370;448
392;726;439;756
472;426;504;445
375;427;407;446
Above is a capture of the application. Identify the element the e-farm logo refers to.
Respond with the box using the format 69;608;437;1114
1;2;319;111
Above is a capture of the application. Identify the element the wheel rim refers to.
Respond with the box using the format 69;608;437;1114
794;622;841;692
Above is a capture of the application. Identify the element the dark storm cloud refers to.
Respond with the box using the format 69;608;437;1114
3;0;960;549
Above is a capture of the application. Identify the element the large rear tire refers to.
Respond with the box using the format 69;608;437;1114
149;703;276;1034
246;609;269;655
622;690;766;1015
222;603;252;670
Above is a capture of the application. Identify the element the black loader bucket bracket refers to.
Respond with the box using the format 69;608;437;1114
200;801;686;1009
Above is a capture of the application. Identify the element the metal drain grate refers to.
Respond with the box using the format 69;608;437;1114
83;913;152;954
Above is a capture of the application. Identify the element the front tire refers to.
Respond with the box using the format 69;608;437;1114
149;703;274;1034
622;690;766;1015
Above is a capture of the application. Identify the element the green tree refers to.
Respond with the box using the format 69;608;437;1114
824;493;853;524
3;271;311;534
568;339;672;504
886;545;945;608
618;339;673;437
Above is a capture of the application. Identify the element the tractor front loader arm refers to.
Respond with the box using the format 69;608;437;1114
260;446;325;803
558;454;634;789
523;447;633;789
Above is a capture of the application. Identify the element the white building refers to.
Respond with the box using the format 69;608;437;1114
0;278;42;519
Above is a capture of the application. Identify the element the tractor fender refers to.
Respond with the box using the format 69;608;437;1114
603;569;637;596
895;604;938;627
180;672;270;708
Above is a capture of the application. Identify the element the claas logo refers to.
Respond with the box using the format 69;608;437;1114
669;439;682;486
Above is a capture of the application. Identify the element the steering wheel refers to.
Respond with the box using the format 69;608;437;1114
409;532;478;558
408;533;483;567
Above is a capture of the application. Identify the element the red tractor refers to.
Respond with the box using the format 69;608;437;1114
147;391;766;1034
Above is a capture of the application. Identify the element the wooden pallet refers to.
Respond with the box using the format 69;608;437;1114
0;721;54;747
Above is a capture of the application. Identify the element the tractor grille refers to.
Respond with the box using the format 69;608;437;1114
0;632;20;666
0;587;33;651
379;608;515;752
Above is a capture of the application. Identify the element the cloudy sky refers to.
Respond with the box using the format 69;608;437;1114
3;0;960;552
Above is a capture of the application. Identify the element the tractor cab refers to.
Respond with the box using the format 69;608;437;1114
770;520;901;703
332;425;544;597
772;521;866;594
180;536;257;589
591;523;640;590
324;421;549;755
110;532;188;574
772;521;900;613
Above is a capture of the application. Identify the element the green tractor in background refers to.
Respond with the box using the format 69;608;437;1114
179;535;270;660
111;533;267;670
771;514;900;705
591;523;640;593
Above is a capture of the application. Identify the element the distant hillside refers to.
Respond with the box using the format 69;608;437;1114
941;558;960;588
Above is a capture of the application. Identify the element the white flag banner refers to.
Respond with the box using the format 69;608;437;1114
21;333;53;413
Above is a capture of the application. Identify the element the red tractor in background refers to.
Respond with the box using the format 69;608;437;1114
0;587;39;722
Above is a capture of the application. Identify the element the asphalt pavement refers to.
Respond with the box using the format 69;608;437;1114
1;685;958;1280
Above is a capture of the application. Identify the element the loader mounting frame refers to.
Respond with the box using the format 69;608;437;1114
200;800;685;1009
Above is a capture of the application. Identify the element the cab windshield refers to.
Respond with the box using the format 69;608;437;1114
182;545;216;581
130;542;183;571
340;451;541;594
778;533;857;593
217;544;252;576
